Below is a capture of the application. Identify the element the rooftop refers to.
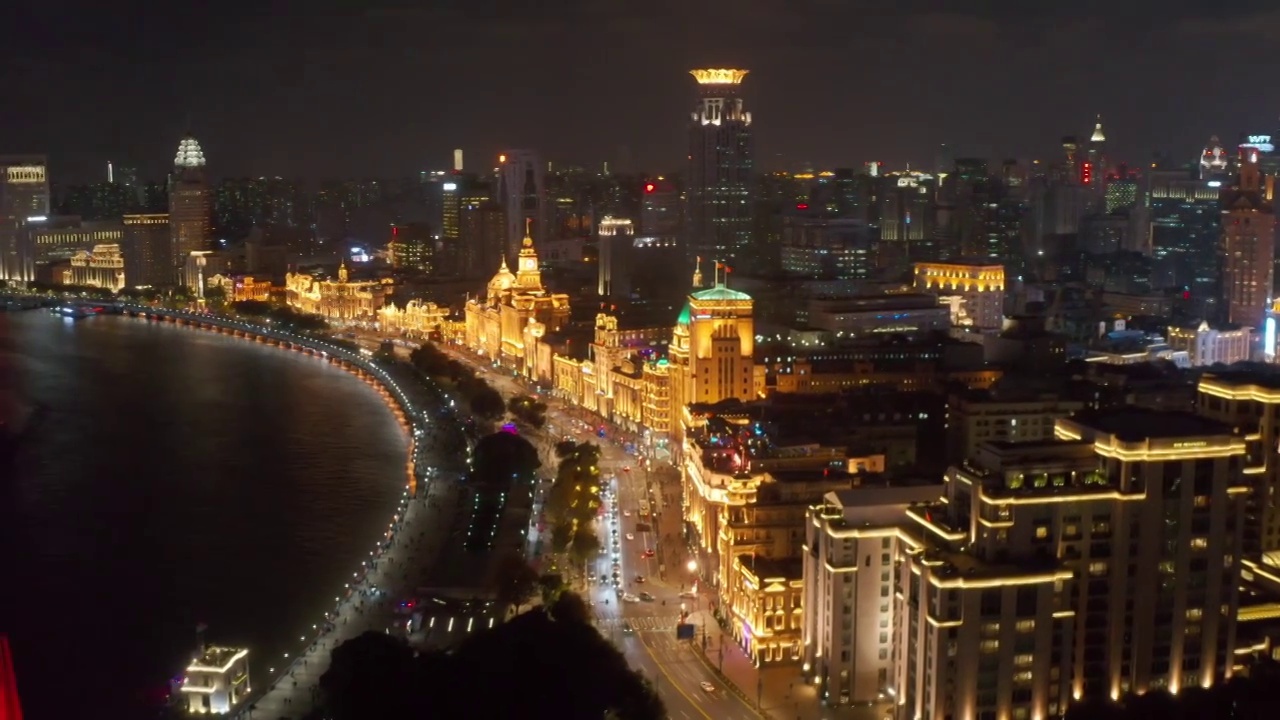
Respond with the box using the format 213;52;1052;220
188;646;248;674
1202;370;1280;391
1068;407;1234;442
691;285;752;302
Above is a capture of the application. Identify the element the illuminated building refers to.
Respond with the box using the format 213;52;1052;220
379;298;447;338
1197;372;1280;560
805;294;951;339
805;408;1249;716
1166;322;1251;367
170;135;212;287
464;222;569;376
913;261;1005;331
1145;168;1223;307
284;262;390;322
207;274;275;302
1201;136;1230;180
496;150;545;261
780;217;876;280
597;216;634;297
122;213;173;287
26;216;124;263
182;252;214;299
179;645;250;714
0;155;49;283
668;266;757;441
1221;149;1275;330
687;69;754;264
459;193;504;279
641;178;680;236
552;313;674;439
680;403;897;665
388;223;433;272
878;171;936;264
68;244;125;291
945;385;1086;464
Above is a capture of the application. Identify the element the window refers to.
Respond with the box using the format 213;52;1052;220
980;640;999;653
1088;561;1108;576
1034;525;1049;540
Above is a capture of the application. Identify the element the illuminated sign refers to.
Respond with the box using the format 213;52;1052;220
1267;316;1277;360
897;177;917;187
1080;161;1094;185
1207;180;1223;188
1173;441;1208;449
1245;135;1276;153
6;165;45;184
26;215;47;222
442;183;457;191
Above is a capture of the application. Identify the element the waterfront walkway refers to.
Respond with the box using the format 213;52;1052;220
234;428;461;720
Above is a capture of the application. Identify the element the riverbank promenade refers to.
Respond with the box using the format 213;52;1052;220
236;461;460;719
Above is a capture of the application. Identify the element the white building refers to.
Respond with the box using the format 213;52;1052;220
1167;321;1251;367
68;243;126;291
179;646;249;714
803;408;1249;719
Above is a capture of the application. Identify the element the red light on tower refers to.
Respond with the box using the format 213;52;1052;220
1081;161;1093;185
644;183;656;193
796;203;809;210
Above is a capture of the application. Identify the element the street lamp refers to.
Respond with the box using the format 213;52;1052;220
686;559;697;573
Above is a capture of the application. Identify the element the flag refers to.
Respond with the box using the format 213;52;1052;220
725;265;733;274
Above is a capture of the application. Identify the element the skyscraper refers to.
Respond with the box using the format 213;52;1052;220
0;156;49;283
1221;149;1275;329
496;150;545;263
686;68;754;266
169;135;211;286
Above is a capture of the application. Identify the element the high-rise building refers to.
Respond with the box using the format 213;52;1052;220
879;171;937;264
596;216;634;298
169;135;211;286
0;156;49;283
1145;167;1222;314
804;408;1250;716
496;150;545;262
459;191;504;280
686;69;754;265
914;261;1006;331
640;178;680;236
1221;149;1275;329
388;223;433;273
122;213;172;287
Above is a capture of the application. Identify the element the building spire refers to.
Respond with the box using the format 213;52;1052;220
1091;115;1106;143
523;218;534;248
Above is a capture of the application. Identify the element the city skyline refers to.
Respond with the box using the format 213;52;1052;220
7;2;1280;182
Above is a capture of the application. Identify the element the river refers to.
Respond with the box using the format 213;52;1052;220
0;312;409;718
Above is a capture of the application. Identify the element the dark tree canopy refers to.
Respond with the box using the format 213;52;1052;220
321;593;665;720
470;430;541;485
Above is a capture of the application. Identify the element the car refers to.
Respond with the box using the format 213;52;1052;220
642;549;656;558
625;533;635;541
622;621;634;634
634;575;646;583
623;594;641;603
700;682;715;693
639;592;654;601
679;591;697;598
623;510;631;517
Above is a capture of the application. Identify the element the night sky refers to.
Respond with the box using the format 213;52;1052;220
5;0;1279;183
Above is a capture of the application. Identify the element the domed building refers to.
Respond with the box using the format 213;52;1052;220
284;261;391;322
464;222;570;377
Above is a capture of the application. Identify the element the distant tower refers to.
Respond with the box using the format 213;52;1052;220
1087;115;1106;190
1221;148;1275;330
453;149;463;172
1201;136;1230;180
686;68;754;266
169;134;211;286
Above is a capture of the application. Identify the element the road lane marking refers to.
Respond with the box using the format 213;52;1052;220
636;627;714;720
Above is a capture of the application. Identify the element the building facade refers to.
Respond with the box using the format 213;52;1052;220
170;135;211;287
464;224;570;377
686;69;754;265
0;156;49;283
913;261;1006;331
1221;150;1275;330
122;213;172;288
68;244;126;291
284;262;390;322
497;150;545;262
1166;322;1252;367
804;408;1250;718
379;299;448;338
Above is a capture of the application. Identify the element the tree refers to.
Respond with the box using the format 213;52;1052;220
538;573;565;606
320;631;427;718
494;552;539;613
470;383;506;420
569;524;602;571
